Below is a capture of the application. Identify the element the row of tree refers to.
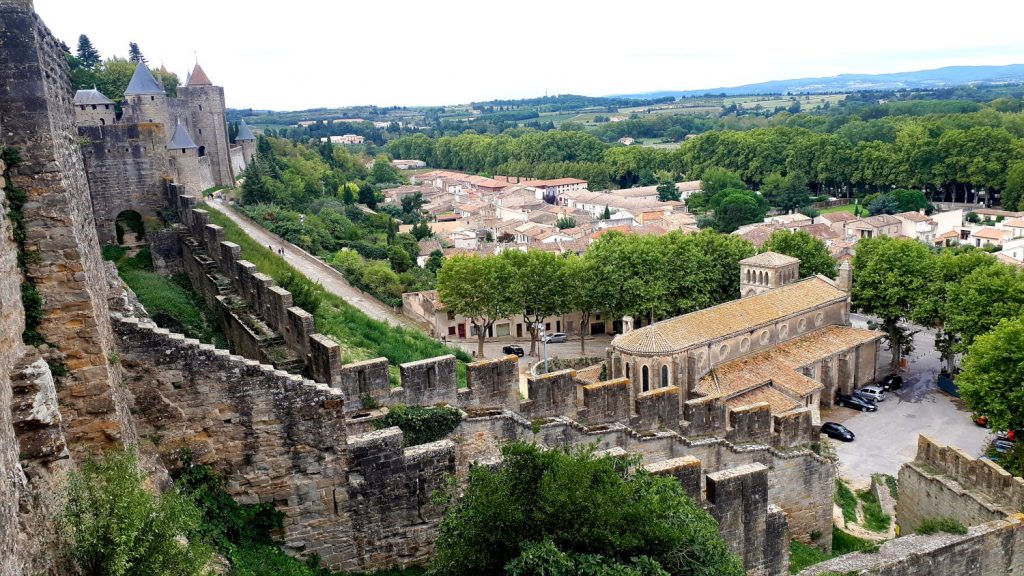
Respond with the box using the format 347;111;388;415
64;35;178;102
437;228;836;357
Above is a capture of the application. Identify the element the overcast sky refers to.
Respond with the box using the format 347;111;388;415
34;0;1024;111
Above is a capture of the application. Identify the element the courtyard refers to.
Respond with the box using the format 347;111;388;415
826;315;993;486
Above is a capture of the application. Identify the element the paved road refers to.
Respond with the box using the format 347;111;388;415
203;198;415;330
829;316;992;487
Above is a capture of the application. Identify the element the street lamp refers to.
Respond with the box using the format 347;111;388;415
535;322;549;374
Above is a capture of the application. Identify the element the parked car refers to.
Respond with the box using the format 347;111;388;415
541;332;567;343
836;393;877;412
992;439;1014;453
855;385;886;402
821;422;855;442
502;344;524;357
879;373;903;391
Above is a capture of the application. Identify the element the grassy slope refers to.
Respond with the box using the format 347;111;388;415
204;209;471;384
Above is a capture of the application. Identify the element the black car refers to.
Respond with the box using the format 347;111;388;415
502;344;525;357
836;393;877;412
821;422;855;442
879;373;903;391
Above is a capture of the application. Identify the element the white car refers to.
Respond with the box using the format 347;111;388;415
856;385;886;402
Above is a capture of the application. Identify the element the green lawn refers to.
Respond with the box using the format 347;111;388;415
204;209;472;385
818;203;862;215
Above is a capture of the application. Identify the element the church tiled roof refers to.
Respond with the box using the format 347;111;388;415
612;276;848;355
695;325;881;401
124;62;164;95
740;251;800;267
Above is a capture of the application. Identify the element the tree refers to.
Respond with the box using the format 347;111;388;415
777;172;811;213
370;154;401;184
436;255;517;357
425;249;445;274
712;190;767;233
867;194;900;215
911;248;998;372
62;450;211;576
503;250;568;356
852;237;933;371
358;183;378;209
944;262;1024;354
762;229;836;278
341;183;356;205
401;191;425;214
700;167;746;195
388;244;413;273
957;317;1024;475
657;178;680;201
431;442;744;576
411;221;432;240
602;205;612;220
1003;162;1024;212
564;255;601;355
76;34;100;69
127;42;146;64
556;215;577;229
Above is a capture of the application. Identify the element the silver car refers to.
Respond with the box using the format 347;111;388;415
542;332;567;343
856;385;886;402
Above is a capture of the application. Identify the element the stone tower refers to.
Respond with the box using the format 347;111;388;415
236;117;257;166
178;62;234;187
123;61;170;127
167;120;203;194
72;88;115;126
739;251;801;298
837;260;852;293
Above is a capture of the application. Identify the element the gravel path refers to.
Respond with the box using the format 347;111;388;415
203;198;417;330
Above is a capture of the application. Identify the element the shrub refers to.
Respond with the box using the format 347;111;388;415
61;450;211;576
431;442;744;576
373;404;462;446
916;517;968;535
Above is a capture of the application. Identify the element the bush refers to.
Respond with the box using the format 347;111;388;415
373;404;462;446
916;517;968;535
431;442;744;576
61;450;212;576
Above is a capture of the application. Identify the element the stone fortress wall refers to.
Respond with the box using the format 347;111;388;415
799;436;1024;576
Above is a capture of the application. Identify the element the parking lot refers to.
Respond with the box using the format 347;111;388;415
827;317;993;487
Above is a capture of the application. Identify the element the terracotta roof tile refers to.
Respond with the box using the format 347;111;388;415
740;251;800;267
612;277;848;355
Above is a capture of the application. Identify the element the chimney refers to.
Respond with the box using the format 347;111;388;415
621;315;635;334
837;261;852;293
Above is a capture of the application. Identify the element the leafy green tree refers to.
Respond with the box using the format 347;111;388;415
388;244;413;273
656;178;680;201
1003;162;1024;212
911;248;998;372
762;229;836;278
556;215;577;229
127;42;146;64
889;189;933;214
700;167;746;195
564;254;601;354
852;237;933;371
712;189;767;233
411;221;433;240
76;34;101;69
958;316;1024;475
587;232;670;323
602;205;612;220
431;442;744;576
436;255;517;357
944;262;1024;353
341;183;356;205
371;154;401;184
62;450;211;576
401;191;425;214
777;172;811;213
358;183;378;209
503;250;568;356
425;249;445;275
92;57;136;102
867;194;900;215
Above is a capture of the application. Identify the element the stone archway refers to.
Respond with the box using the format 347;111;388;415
115;210;146;247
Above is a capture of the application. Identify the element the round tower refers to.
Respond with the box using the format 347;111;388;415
167;120;203;195
235;118;257;169
123;61;170;128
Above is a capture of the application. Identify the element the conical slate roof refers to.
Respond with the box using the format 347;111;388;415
124;62;164;95
188;63;212;86
167;121;198;150
73;88;114;105
235;118;256;141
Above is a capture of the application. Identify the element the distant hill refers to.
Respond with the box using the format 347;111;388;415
615;64;1024;98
